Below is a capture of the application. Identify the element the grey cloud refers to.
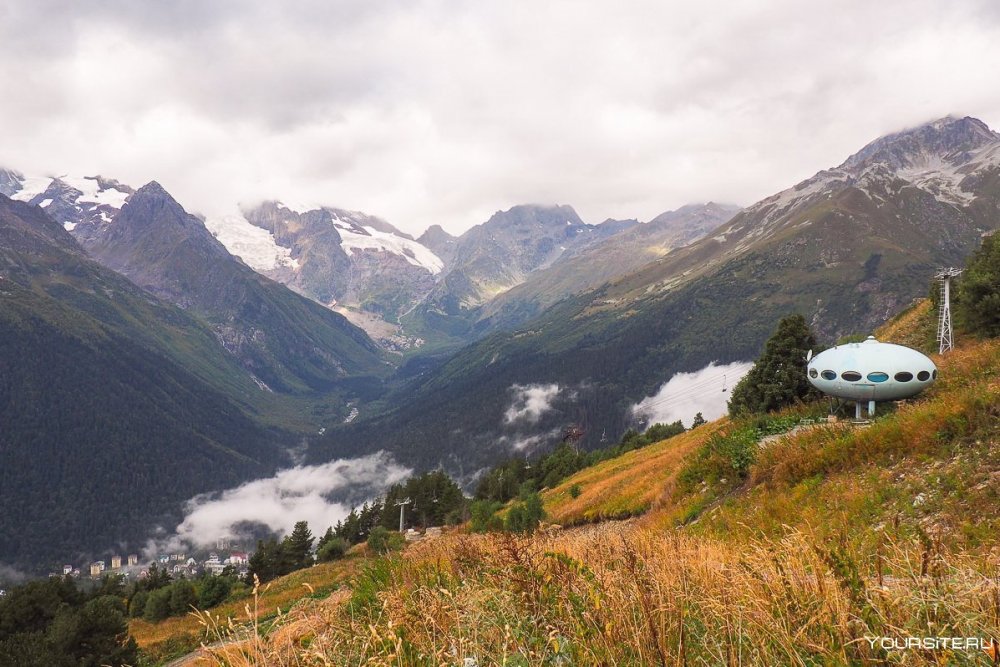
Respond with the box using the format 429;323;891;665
1;0;999;235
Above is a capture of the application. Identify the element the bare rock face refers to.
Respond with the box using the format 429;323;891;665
417;224;458;266
242;202;439;322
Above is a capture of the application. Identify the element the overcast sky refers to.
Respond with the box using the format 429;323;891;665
2;0;999;235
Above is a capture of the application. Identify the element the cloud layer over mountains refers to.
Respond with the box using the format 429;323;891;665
2;1;1000;234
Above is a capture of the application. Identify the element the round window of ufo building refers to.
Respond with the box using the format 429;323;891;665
932;370;938;380
821;370;836;380
841;371;862;382
809;368;818;378
894;371;913;382
917;370;930;381
867;372;889;383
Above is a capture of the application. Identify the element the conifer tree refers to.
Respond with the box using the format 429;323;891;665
956;233;1000;337
281;521;314;571
728;314;817;416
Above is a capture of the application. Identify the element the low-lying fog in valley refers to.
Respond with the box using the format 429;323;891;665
145;452;411;555
632;360;754;427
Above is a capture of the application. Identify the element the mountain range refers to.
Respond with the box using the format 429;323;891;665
307;116;1000;472
2;114;998;571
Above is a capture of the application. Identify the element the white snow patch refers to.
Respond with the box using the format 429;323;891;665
10;174;130;211
334;218;443;274
63;221;77;231
205;212;299;271
10;176;53;202
631;360;754;428
275;199;319;215
60;176;130;208
896;154;976;206
343;406;359;423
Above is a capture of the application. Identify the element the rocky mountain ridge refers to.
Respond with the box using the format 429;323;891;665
0;167;736;353
309;115;1000;471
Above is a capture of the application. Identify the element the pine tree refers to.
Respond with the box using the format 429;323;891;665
168;580;196;616
317;526;335;551
281;521;314;572
691;412;706;428
956;233;1000;337
728;314;818;416
245;539;281;584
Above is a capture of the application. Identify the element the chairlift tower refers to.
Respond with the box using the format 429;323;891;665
395;498;411;533
935;268;962;354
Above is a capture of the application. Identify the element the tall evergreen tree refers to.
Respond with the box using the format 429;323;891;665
245;539;281;584
728;314;818;416
956;233;1000;338
281;521;314;571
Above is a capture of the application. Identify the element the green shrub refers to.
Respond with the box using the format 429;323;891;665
505;492;546;534
678;425;761;493
127;590;148;619
366;526;404;554
169;580;196;616
568;483;582;499
317;536;350;562
143;587;172;622
469;500;504;533
197;575;232;609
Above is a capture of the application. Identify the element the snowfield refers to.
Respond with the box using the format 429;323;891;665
204;212;299;271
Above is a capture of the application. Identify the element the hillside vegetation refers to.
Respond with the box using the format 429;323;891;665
188;301;1000;665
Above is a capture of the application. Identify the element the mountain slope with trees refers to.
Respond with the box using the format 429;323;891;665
0;195;285;570
85;183;386;394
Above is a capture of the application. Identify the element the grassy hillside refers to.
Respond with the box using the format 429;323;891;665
132;557;358;665
542;299;999;550
215;300;1000;665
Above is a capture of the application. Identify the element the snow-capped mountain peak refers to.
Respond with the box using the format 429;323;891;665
0;169;133;232
328;211;443;274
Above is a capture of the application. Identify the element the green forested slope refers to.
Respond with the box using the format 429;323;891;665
0;196;282;570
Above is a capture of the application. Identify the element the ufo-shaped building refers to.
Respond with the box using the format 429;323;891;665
806;336;937;419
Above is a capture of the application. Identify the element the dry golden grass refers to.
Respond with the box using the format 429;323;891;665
229;524;1000;666
132;557;357;663
877;298;935;349
542;419;726;524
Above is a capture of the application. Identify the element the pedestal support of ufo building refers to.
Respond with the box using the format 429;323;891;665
806;336;937;419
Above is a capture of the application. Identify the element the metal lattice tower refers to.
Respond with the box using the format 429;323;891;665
935;268;962;354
